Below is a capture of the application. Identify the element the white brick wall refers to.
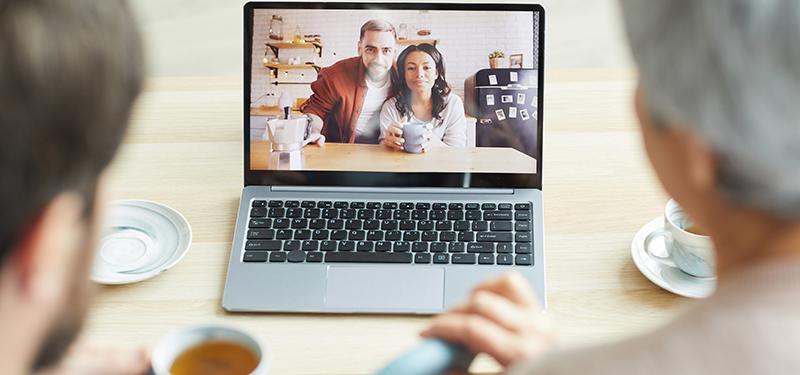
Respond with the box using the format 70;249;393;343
250;8;538;106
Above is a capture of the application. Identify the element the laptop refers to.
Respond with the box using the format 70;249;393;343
223;2;546;314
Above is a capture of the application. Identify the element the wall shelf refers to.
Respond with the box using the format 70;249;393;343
397;39;439;47
266;41;323;59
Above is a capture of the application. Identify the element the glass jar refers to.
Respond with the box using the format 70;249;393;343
417;11;431;36
269;15;283;41
398;23;408;40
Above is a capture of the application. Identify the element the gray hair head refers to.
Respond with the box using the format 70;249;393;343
620;0;800;218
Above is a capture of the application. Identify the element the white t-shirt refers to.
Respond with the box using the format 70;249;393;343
355;77;391;140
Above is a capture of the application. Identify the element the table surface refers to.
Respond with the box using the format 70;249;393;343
250;142;537;173
89;70;689;375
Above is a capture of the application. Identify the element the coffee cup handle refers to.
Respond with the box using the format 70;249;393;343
644;228;677;268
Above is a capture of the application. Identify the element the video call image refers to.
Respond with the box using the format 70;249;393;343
249;8;541;174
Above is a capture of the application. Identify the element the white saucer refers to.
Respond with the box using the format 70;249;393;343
91;200;192;285
631;218;715;298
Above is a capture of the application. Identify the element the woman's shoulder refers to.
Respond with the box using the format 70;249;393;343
381;96;399;111
444;92;464;108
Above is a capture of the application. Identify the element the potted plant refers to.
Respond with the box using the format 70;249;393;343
488;50;506;69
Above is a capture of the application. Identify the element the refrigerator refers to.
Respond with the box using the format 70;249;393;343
464;68;538;159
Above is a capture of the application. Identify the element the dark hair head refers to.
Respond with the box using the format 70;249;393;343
0;0;144;264
391;43;451;121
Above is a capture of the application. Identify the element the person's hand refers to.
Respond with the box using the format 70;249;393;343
303;113;326;147
383;121;406;151
36;338;151;375
420;272;556;368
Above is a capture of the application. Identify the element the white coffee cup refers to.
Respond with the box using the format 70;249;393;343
151;324;271;375
644;199;716;278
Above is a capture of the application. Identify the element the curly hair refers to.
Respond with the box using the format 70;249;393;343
391;43;451;122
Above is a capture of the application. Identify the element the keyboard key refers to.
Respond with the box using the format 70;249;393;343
412;242;429;252
364;220;380;230
515;232;532;242
448;242;466;253
287;250;305;263
301;200;316;208
327;219;344;230
515;243;533;254
294;230;311;240
515;254;533;265
400;220;416;230
334;201;348;209
467;242;494;253
412;210;428;220
245;240;281;251
435;221;453;231
433;253;450;264
350;201;365;209
357;241;374;252
457;232;475;242
375;241;392;252
302;241;319;251
322;208;338;219
432;203;447;210
345;219;362;230
247;229;272;240
318;201;332;208
382;202;398;209
269;252;287;262
465;203;480;210
481;203;496;210
454;221;470;231
309;219;326;229
418;220;434;231
320;240;336;251
252;200;266;207
430;242;447;252
393;241;411;252
497;254;513;265
452;254;477;264
340;209;356;219
381;220;399;230
366;230;384;241
400;202;414;209
283;240;301;251
477;232;513;242
304;208;321;219
338;241;355;251
312;229;329;240
376;209;392;220
415;253;432;264
358;209;374;220
348;230;366;241
498;203;512;210
448;203;464;210
291;219;308;229
244;251;268;262
325;252;412;263
484;211;512;221
306;252;323;262
403;231;421;241
367;202;382;209
440;231;456;241
472;221;489;231
490;221;512;231
515;211;531;220
285;200;300;208
250;207;267;218
273;218;290;229
286;208;303;218
331;230;347;240
267;200;283;207
430;210;446;220
515;203;531;210
385;231;402;241
268;207;286;218
249;219;270;228
497;243;513;253
466;210;482;221
275;229;292;240
421;231;438;241
447;210;464;220
479;254;495;265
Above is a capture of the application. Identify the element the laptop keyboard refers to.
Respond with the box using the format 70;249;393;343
243;200;534;266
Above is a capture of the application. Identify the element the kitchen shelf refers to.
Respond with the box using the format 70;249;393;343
397;39;439;47
269;81;312;85
266;41;323;59
263;62;322;78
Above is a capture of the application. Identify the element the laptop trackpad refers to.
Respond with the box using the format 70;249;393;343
325;266;444;311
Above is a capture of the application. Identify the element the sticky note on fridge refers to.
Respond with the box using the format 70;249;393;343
509;107;517;118
488;75;498;85
495;109;506;121
509;71;518;82
501;95;513;103
520;108;530;120
531;96;538;106
517;93;526;104
486;94;495;106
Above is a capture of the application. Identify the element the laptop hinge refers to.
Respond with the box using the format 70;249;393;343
270;186;515;195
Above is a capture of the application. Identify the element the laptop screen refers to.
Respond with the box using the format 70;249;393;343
245;3;543;188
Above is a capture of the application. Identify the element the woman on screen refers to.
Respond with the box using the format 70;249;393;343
380;43;467;151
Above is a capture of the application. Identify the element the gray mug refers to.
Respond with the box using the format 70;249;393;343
401;121;430;154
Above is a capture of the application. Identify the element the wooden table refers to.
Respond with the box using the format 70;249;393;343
87;71;690;375
250;142;537;173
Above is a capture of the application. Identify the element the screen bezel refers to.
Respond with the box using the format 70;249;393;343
244;2;545;189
